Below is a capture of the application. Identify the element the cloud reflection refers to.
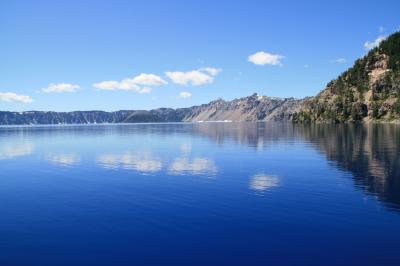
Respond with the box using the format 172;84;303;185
96;153;162;173
0;142;34;160
47;154;80;167
168;157;217;176
180;143;192;154
249;174;279;191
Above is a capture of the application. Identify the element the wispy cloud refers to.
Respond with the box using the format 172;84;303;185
198;67;222;76
332;58;347;64
93;73;167;93
166;70;212;86
248;51;284;66
179;91;192;98
364;35;387;51
131;73;168;86
41;83;80;93
0;92;33;103
166;67;222;86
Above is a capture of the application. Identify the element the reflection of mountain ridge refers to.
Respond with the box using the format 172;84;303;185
298;124;400;209
194;123;400;210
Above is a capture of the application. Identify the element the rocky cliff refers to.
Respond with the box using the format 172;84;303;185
180;94;302;122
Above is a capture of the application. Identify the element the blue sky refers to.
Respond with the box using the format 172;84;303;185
1;0;399;111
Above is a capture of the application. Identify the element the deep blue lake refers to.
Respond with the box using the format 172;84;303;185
0;122;399;265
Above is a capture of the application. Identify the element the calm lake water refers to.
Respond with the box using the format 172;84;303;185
0;122;399;265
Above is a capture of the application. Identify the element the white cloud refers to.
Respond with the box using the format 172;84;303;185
332;58;347;64
364;35;387;50
93;73;166;93
137;87;152;94
199;67;222;76
93;81;120;90
41;83;80;93
93;79;140;91
166;70;213;86
0;92;33;103
379;26;385;33
131;73;167;86
165;67;222;86
248;51;284;66
179;91;192;98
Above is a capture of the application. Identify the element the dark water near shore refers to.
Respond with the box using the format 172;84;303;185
0;122;399;265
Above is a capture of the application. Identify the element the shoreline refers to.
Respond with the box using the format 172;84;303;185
0;119;399;127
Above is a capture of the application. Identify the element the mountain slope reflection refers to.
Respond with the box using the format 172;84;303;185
298;124;400;210
191;122;400;210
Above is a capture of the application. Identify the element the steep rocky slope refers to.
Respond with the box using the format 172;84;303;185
181;94;302;122
293;32;400;123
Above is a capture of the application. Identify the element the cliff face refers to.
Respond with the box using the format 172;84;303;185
0;111;132;125
181;94;302;122
293;32;400;123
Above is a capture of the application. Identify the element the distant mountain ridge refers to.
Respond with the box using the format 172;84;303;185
0;94;302;125
1;32;399;125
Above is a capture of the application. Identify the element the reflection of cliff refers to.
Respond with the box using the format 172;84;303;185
191;122;400;209
192;122;298;148
298;124;400;209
